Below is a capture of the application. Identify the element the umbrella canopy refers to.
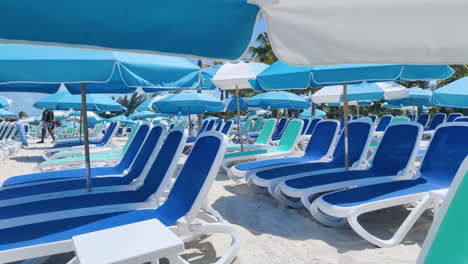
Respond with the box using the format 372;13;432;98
152;92;224;115
199;64;222;90
212;61;269;91
312;82;408;103
128;111;159;120
68;111;101;118
256;0;468;65
224;96;249;111
299;108;327;118
136;94;170;112
107;115;134;125
247;91;309;110
0;45;202;94
34;92;124;111
326;101;373;107
0;96;12;109
252;61;454;90
0;109;16;118
387;87;433;107
53;110;70;121
433;77;468;108
0;1;259;62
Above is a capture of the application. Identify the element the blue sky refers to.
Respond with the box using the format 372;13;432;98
3;18;267;117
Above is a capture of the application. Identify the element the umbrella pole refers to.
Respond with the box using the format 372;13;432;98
311;88;316;117
79;109;83;142
80;83;92;192
188;106;191;137
236;85;244;152
343;82;349;171
356;104;360;117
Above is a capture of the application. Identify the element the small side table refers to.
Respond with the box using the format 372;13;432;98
73;219;184;264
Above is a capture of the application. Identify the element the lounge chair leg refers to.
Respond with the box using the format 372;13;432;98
272;184;303;208
348;195;432;248
246;177;269;194
309;200;347;228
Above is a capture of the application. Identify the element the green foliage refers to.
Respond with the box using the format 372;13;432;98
112;92;152;116
249;33;278;64
17;111;27;119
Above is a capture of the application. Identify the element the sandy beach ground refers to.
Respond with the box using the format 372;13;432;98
1;139;431;264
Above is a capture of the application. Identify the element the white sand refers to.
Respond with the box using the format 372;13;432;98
0;141;430;264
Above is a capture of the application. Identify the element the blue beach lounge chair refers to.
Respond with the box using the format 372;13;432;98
312;122;468;248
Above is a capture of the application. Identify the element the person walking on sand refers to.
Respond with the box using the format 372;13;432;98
37;109;56;143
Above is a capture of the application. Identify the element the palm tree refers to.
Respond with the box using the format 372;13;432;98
113;92;151;116
249;33;277;64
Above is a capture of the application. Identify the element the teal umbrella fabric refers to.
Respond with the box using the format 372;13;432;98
0;109;16;117
34;92;124;111
0;45;202;94
251;61;454;90
152;92;224;115
107;115;135;125
128;111;159;120
299;108;327;118
224;96;249;111
0;1;259;61
433;77;468;108
136;94;170;112
387;87;433;107
246;91;309;110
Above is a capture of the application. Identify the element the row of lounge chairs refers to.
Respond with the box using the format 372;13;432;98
225;116;468;248
0;123;239;263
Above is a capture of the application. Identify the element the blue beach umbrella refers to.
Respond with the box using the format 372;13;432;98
433;77;468;108
152;92;224;115
299;108;327;118
136;94;171;112
246;91;309;110
0;109;16;118
0;1;259;61
252;62;454;90
107;115;135;126
128;111;159;120
34;92;124;112
224;96;249;111
387;87;433;107
0;96;12;109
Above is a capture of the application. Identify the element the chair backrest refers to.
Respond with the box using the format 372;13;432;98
454;116;468;122
242;118;252;132
407;114;416;122
252;118;264;132
375;115;392;132
419;122;468;186
331;120;374;167
368;115;377;123
352;115;363;120
304;120;339;160
416;157;468;264
427;113;447;130
220;120;233;135
305;118;322;135
206;119;216;131
134;128;187;201
214;120;223;131
339;115;352;129
301;118;311;135
447;113;463;122
275;117;288;136
113;123;153;172
369;123;422;176
119;122;141;153
155;132;227;225
390;116;410;124
277;119;303;151
196;120;209;136
417;113;430;127
255;118;277;145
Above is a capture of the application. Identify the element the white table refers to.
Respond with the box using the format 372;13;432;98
73;219;184;264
